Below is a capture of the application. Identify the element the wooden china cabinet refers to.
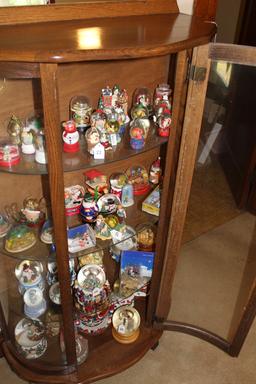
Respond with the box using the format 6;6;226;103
0;1;255;383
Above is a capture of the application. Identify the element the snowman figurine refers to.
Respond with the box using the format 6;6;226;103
62;120;80;153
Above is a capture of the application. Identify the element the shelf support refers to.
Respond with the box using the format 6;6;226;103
40;63;77;368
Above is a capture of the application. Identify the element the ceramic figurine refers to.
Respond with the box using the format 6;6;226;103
84;169;108;198
85;126;100;155
121;184;134;207
80;193;99;223
116;204;126;223
70;95;92;133
21;196;45;226
94;214;112;240
7;115;23;145
62;120;80;153
157;110;172;137
109;172;128;198
149;157;162;184
119;88;129;116
0;140;20;167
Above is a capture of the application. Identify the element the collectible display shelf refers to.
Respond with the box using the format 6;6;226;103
0;126;168;175
0;7;216;384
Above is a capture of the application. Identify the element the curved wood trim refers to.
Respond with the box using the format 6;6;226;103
1;341;76;384
3;341;76;375
0;14;216;63
2;327;162;383
154;320;231;353
0;0;179;26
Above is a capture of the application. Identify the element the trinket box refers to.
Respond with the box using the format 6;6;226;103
67;224;96;254
112;305;140;344
0;140;20;167
5;225;37;253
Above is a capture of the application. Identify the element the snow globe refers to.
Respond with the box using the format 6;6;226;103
126;165;150;195
5;224;37;253
70;95;92;133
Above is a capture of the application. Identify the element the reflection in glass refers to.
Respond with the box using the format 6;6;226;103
77;28;102;50
168;61;256;341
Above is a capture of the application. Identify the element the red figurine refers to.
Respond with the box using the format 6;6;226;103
62;120;80;153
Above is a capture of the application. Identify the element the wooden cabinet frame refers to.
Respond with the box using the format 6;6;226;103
153;42;256;358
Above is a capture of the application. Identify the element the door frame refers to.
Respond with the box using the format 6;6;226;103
152;43;256;357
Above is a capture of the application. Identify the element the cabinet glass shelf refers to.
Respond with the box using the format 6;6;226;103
0;125;167;175
0;195;158;261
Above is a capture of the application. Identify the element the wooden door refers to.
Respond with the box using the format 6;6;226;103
151;43;256;357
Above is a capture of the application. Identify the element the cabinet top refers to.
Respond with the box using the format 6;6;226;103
0;13;216;63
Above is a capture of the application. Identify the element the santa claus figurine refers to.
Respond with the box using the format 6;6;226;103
62;120;80;153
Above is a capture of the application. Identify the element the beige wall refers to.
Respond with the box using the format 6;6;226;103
177;0;194;15
216;0;242;43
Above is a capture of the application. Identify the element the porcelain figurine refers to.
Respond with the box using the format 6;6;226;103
62;120;80;153
149;157;162;184
80;193;99;223
94;214;112;240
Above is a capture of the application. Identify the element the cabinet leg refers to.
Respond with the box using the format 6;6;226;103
151;341;159;351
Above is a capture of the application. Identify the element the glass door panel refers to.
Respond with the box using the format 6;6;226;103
167;59;256;341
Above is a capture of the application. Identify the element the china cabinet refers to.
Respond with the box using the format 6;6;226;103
0;1;255;383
